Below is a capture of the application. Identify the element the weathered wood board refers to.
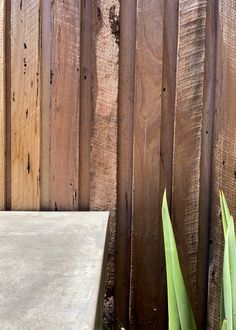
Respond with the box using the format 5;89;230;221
0;0;6;209
172;1;209;328
131;0;164;327
11;0;41;210
208;1;236;329
90;1;119;326
50;0;80;211
115;0;136;327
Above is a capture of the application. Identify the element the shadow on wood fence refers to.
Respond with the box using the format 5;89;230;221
0;0;234;329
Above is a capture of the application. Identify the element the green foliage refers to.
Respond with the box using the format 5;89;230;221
162;190;196;330
220;191;236;330
162;190;236;330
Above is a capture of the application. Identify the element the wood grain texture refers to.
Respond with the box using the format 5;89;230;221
158;0;179;328
90;1;119;327
115;0;136;327
0;0;6;209
172;1;208;328
40;0;51;210
79;0;92;211
50;0;80;211
130;0;164;328
208;1;236;329
11;0;41;210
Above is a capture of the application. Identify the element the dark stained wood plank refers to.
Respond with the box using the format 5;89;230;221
0;0;6;209
171;1;209;328
115;0;136;327
160;0;178;204
208;1;236;329
90;1;119;327
158;0;179;328
50;0;80;211
11;0;41;210
130;0;164;327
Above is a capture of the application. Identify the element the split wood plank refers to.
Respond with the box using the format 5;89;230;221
0;0;6;209
11;0;41;210
90;1;119;326
131;0;164;327
171;1;209;328
208;1;236;329
115;0;136;327
50;0;80;211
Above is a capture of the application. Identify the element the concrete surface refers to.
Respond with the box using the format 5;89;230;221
0;211;109;330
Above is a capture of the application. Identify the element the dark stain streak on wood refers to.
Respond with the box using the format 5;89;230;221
27;153;30;174
109;6;120;45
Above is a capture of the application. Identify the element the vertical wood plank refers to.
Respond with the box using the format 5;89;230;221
50;0;80;211
131;0;164;327
172;1;209;328
11;0;41;210
158;0;179;327
115;0;136;327
79;0;92;211
160;0;178;204
0;0;6;209
90;1;119;327
208;1;236;329
41;0;51;210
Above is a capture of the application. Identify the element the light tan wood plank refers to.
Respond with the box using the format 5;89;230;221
208;1;236;329
50;0;80;211
0;0;6;209
90;1;119;327
131;0;164;327
11;0;41;210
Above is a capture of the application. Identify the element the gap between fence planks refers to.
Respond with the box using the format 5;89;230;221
0;0;6;209
11;0;41;210
130;0;164;327
50;0;80;211
208;1;236;329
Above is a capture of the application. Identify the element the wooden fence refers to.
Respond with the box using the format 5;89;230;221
0;0;235;329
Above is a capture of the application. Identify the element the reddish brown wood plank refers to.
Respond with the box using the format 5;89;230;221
79;0;92;211
11;0;41;210
172;1;209;328
115;0;136;327
50;0;80;211
90;1;119;327
130;0;164;327
208;1;236;329
158;0;179;328
0;0;6;209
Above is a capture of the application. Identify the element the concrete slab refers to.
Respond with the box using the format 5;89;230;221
0;211;109;330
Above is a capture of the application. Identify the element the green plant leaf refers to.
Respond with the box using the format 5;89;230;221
221;319;227;330
162;190;196;330
220;192;236;330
